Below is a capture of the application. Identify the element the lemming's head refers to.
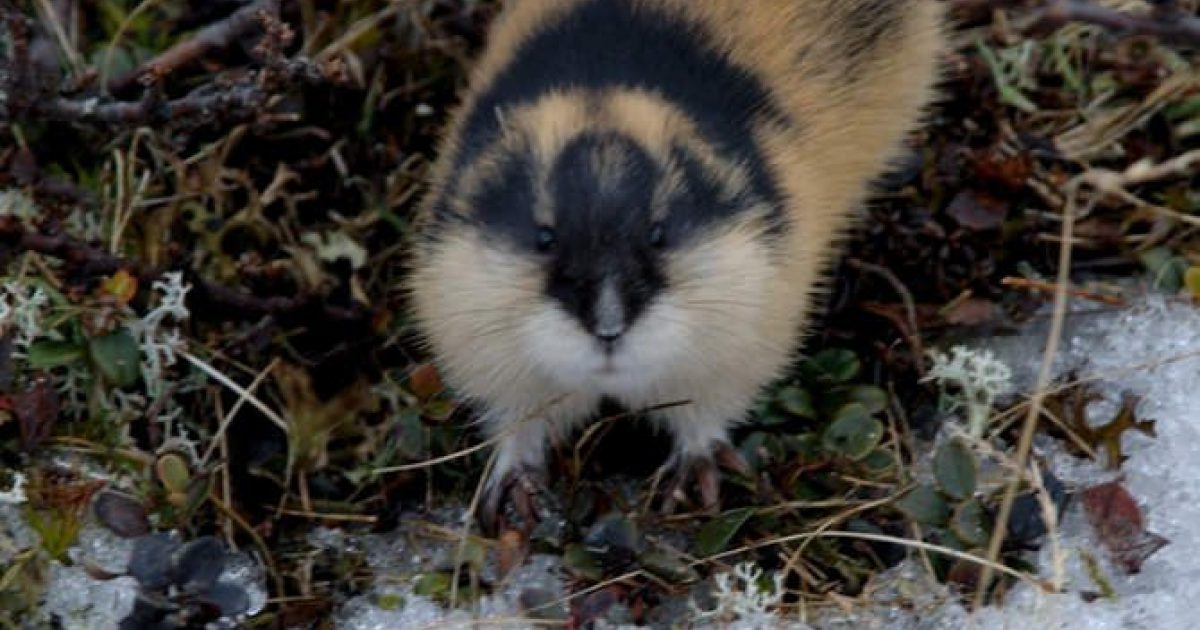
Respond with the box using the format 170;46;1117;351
414;90;782;394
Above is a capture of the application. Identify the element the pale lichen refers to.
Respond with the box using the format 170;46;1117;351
691;561;786;627
922;346;1014;438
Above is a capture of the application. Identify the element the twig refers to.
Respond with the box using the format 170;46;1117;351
974;172;1086;609
1029;0;1200;46
200;357;280;465
1001;276;1127;306
106;0;281;95
27;83;269;126
952;0;1200;47
271;506;378;524
848;257;927;374
0;215;371;324
181;350;290;437
540;528;1051;621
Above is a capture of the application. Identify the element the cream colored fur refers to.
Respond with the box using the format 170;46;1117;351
408;0;946;495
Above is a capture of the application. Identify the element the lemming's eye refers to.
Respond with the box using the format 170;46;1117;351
649;222;666;248
536;226;557;252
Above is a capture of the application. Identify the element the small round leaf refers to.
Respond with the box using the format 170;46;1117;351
821;403;884;460
128;533;181;589
801;349;861;384
933;438;978;500
155;452;192;495
172;536;226;594
950;498;990;547
843;385;889;415
205;581;250;617
93;490;150;538
895;485;950;526
777;386;816;419
861;448;897;479
88;329;141;388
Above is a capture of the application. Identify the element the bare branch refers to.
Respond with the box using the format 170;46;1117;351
106;0;281;95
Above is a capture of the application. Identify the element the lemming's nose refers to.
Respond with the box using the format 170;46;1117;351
594;327;624;344
592;278;626;347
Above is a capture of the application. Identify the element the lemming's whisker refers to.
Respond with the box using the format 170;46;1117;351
681;298;767;309
438;305;533;317
647;313;774;349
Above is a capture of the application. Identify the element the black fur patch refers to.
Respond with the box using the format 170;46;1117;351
468;153;541;250
543;133;666;337
662;144;784;238
442;0;785;220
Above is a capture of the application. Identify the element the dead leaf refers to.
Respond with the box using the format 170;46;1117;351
972;145;1033;190
942;297;998;326
408;363;444;401
946;189;1009;231
1043;385;1154;468
1091;394;1156;469
99;270;139;306
496;529;527;579
1081;480;1169;574
15;376;60;450
275;363;378;471
93;489;151;538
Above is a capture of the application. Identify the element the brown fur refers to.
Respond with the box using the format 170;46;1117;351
407;0;947;507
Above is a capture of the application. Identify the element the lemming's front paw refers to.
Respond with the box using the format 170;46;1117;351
478;465;563;535
655;441;752;515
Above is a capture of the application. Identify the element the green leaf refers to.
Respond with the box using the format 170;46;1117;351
155;453;191;495
801;349;861;384
950;498;990;547
88;329;141;388
373;592;406;611
27;340;85;369
639;549;700;584
412;572;453;601
933;438;977;500
783;433;822;460
842;385;889;415
821;403;884;461
1139;247;1187;292
821;385;890;418
895;485;950;526
861;448;896;479
695;507;754;557
562;544;603;582
777;386;816;419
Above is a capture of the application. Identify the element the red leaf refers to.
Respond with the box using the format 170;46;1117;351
408;363;444;401
971;146;1033;190
1081;481;1169;574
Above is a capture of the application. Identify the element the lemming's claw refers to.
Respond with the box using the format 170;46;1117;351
478;466;561;535
656;441;752;515
712;440;752;478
